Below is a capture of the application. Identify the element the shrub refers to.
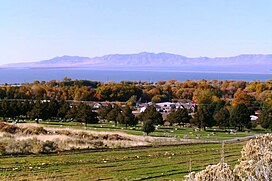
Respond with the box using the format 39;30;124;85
41;141;58;153
4;138;39;154
0;123;21;134
234;134;272;180
184;163;235;181
185;134;272;181
0;143;6;155
22;126;48;135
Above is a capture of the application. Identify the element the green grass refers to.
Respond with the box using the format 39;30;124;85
39;121;261;141
0;142;245;181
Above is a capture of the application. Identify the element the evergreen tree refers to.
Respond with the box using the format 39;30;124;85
259;104;272;130
76;103;98;126
0;99;9;121
230;103;251;131
57;100;70;120
167;108;191;125
117;106;137;129
65;106;77;121
142;119;155;135
214;107;230;129
21;100;33;119
213;100;226;115
97;104;112;120
28;100;46;123
138;105;163;125
107;105;121;126
47;99;59;119
191;106;215;130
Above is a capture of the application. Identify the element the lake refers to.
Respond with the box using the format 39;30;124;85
0;68;271;84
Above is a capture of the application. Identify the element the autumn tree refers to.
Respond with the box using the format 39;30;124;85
194;89;220;105
232;89;256;107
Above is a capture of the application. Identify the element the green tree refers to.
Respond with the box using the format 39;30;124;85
9;100;20;120
76;103;98;126
138;105;163;125
107;105;121;126
142;119;155;135
194;89;220;105
65;106;77;121
259;104;272;130
211;100;227;115
21;100;33;119
28;100;47;123
117;106;137;129
57;100;70;120
166;108;191;125
230;103;251;131
47;99;59;119
214;107;230;129
97;104;112;120
0;99;9;121
191;106;215;130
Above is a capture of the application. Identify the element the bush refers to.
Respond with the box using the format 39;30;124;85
184;163;235;181
0;123;21;134
0;143;6;155
41;141;58;153
185;134;272;181
4;138;39;154
22;126;48;135
234;134;272;180
1;138;59;154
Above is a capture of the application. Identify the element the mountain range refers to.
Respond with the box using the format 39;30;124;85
1;52;272;73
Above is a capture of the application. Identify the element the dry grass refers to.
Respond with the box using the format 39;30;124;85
0;122;151;154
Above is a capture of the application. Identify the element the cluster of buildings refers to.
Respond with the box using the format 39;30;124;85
91;100;197;114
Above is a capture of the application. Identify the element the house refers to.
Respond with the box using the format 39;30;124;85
250;115;258;121
139;107;147;113
175;102;197;112
155;102;176;113
92;102;110;109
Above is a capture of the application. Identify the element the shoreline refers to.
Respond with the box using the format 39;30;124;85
0;67;271;75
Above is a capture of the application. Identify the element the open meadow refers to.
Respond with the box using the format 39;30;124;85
0;122;250;180
40;121;260;141
0;141;244;181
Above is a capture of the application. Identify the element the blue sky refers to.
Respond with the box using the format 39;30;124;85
0;0;271;64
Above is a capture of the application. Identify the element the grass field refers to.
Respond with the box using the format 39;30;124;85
0;142;245;181
40;121;261;141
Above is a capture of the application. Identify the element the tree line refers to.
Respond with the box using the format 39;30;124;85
0;78;271;134
0;78;271;104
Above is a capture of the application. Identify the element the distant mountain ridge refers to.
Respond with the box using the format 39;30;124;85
1;52;272;73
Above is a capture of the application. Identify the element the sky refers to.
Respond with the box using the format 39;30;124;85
0;0;272;64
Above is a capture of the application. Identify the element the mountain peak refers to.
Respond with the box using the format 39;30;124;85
40;55;91;64
1;52;272;73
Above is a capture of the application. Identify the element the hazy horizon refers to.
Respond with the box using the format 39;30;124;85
2;52;272;66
